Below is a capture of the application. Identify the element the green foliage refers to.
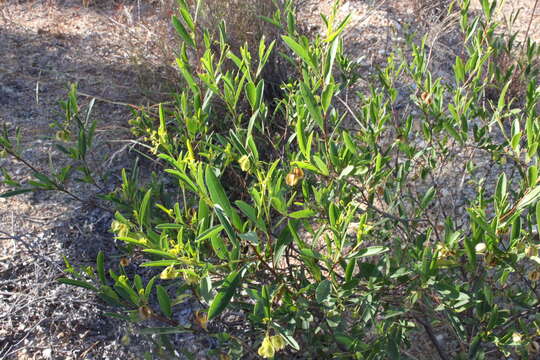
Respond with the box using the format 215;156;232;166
2;0;540;358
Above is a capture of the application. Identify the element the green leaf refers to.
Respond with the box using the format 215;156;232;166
339;165;355;179
178;6;195;31
536;201;540;228
291;161;320;173
238;232;259;244
141;260;180;267
326;14;351;43
145;276;156;300
156;223;184;230
214;205;237;245
210;233;228;260
315;279;331;303
0;189;34;198
296;117;307;158
235;200;267;231
172;15;195;47
495;173;507;203
272;322;300;351
288;208;316;219
142;249;178;259
468;208;497;239
300;82;324;131
156;285;172;318
497;80;511;111
117;236;148;247
199;276;213;303
323;40;339;86
205;166;240;228
420;186;436;209
273;224;294;267
468;334;482;359
139;189;152;227
516;184;540;211
196;225;224;242
246;81;257;109
300;248;322;260
165;169;198;193
175;59;199;96
345;258;356;282
346;246;389;259
97;251;106;284
33;172;56;187
342;131;357;154
208;269;243;321
321;82;335;112
58;278;98;291
312;155;329;176
454;56;465;83
281;36;315;68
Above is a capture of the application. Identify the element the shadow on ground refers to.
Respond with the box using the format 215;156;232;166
0;2;180;358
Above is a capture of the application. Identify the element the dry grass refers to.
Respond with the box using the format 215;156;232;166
84;0;286;101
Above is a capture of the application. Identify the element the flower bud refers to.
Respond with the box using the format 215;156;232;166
138;305;153;320
475;242;487;254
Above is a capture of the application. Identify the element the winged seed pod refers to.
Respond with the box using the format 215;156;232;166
285;167;304;186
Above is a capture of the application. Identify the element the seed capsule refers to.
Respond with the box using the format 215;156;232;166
138;306;153;320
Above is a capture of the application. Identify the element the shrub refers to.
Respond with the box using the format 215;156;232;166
2;0;540;358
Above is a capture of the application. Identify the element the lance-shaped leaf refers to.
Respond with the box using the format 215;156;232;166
58;278;98;291
205;166;241;229
282;36;315;68
207;269;244;321
172;16;195;48
156;285;172;318
515;184;540;212
97;251;106;284
315;279;332;303
300;82;324;131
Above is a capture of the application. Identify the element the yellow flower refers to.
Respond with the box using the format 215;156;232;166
436;243;451;259
194;310;208;331
257;334;286;358
257;336;275;358
170;243;183;255
270;335;285;351
238;155;251;172
111;220;129;237
118;275;129;286
55;130;71;142
285;167;304;186
160;266;180;280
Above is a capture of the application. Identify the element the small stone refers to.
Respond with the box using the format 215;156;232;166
43;348;53;359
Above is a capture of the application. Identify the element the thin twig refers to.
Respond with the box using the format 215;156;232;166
522;0;539;53
414;315;450;360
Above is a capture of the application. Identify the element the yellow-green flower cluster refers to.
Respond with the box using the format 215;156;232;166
257;334;286;358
